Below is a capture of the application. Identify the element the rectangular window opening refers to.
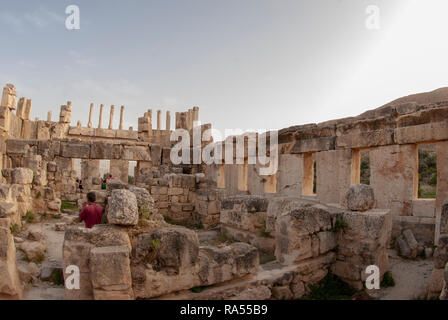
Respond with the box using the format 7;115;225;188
417;144;437;199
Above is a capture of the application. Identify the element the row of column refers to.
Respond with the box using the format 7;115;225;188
84;104;126;130
142;109;173;133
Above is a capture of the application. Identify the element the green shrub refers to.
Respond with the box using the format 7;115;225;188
190;286;206;293
25;211;35;223
10;224;20;235
333;216;349;233
381;271;395;288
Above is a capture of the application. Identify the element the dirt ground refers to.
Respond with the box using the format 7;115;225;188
368;250;434;300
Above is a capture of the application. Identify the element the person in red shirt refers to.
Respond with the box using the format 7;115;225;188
79;192;103;228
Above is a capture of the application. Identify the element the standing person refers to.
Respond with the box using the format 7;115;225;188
78;179;84;190
79;192;103;228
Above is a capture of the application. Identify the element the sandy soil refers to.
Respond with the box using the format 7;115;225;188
369;250;434;300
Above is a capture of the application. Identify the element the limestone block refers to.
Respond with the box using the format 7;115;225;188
48;198;61;212
60;142;90;159
1;84;17;110
107;189;138;226
412;199;435;218
345;184;375;212
0;184;12;201
277;154;302;196
123;145;151;161
19;241;46;262
316;149;352;205
90;246;133;300
0;202;17;218
0;227;22;299
11;168;33;184
128;186;155;216
370;144;416;216
90;141;122;159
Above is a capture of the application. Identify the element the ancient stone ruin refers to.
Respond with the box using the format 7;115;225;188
0;82;447;300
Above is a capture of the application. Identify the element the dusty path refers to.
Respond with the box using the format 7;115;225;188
369;250;433;300
22;222;67;300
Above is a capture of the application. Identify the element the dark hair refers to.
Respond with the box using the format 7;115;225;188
87;192;96;203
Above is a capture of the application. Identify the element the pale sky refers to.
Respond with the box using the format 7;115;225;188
1;0;448;136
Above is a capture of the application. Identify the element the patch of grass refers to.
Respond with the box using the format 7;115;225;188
25;211;35;223
218;231;228;243
151;239;161;248
10;224;20;236
190;286;206;293
332;216;349;233
380;271;395;288
52;214;62;219
61;201;78;211
301;273;358;300
421;190;437;199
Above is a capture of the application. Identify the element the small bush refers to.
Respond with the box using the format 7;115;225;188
151;239;161;248
381;271;395;288
333;216;349;233
190;286;206;293
10;224;20;235
25;211;35;223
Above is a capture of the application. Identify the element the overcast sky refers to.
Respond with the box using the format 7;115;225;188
1;0;448;136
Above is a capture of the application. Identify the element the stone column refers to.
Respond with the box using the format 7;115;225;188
98;104;104;128
1;84;17;110
88;103;94;128
47;111;52;122
166;111;171;131
16;98;26;119
119;105;125;130
148;109;153;136
193;106;199;125
187;109;192;130
24;99;32;120
77;120;82;127
108;105;114;129
157;110;162;131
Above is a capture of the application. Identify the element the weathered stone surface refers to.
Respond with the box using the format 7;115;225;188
19;241;46;262
60;142;90;159
128;186;155;216
345;184;375;211
63;225;131;300
11;168;33;184
90;245;133;300
0;202;17;218
107;189;138;226
0;227;22;299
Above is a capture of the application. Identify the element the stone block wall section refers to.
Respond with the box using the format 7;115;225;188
219;195;391;292
209;101;448;246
